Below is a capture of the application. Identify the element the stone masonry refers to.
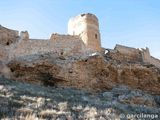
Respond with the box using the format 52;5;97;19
0;13;160;68
68;13;101;52
106;44;160;68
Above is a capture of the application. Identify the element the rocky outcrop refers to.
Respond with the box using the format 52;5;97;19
0;76;159;119
5;53;160;95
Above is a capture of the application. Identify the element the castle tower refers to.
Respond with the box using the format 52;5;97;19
68;13;101;52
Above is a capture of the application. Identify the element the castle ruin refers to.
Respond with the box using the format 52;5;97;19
0;13;160;68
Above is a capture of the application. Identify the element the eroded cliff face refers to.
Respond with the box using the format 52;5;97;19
4;53;160;95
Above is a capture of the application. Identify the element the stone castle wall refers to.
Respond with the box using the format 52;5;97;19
0;45;8;61
0;13;160;68
140;47;151;63
106;44;142;62
0;25;19;45
106;44;160;68
0;13;102;61
7;34;87;59
114;44;141;62
151;57;160;68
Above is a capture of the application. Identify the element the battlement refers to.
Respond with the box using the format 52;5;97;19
50;33;79;40
71;13;98;20
68;13;99;28
20;31;29;40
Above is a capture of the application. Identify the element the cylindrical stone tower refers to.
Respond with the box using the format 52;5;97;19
68;13;101;52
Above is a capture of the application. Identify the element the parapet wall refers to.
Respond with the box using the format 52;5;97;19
151;57;160;68
115;44;141;61
106;44;160;68
8;34;87;59
107;44;142;62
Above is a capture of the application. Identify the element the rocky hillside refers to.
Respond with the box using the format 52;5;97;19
5;53;160;95
0;76;160;119
0;52;160;119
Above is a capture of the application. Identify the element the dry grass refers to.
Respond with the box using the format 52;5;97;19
24;114;40;120
0;77;159;119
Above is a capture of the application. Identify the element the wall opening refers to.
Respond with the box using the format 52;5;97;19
10;68;14;72
6;42;10;45
158;76;160;83
61;52;63;55
105;49;109;54
95;34;97;39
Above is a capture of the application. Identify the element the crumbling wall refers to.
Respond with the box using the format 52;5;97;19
114;45;160;68
106;44;160;68
115;44;140;58
0;45;8;61
8;34;87;59
0;25;19;45
107;44;142;62
140;47;151;63
150;57;160;68
20;31;29;40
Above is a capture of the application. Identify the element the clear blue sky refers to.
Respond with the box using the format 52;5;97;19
0;0;160;59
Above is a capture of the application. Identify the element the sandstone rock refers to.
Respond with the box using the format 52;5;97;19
5;53;160;95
